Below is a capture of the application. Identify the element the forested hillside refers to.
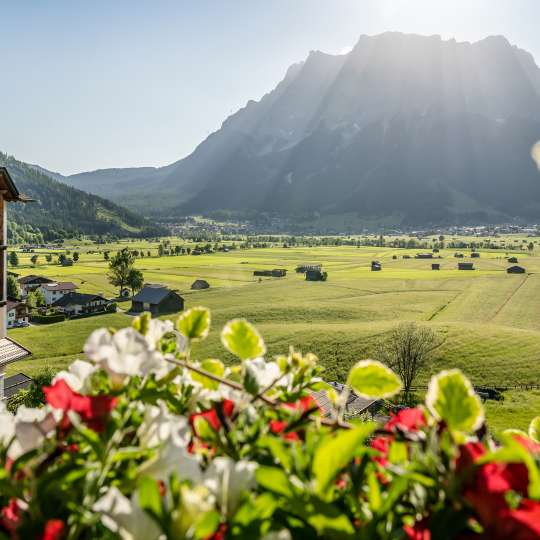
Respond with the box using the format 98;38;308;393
0;153;166;242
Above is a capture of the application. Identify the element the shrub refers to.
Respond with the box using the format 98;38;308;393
29;313;66;324
0;309;539;539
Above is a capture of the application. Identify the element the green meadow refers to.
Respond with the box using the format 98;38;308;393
7;236;540;432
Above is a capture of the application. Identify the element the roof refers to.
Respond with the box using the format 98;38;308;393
40;282;78;291
6;299;25;312
132;284;182;305
52;292;109;307
0;167;33;202
0;337;31;368
18;275;54;285
309;382;380;419
507;265;525;271
4;373;33;399
191;279;210;289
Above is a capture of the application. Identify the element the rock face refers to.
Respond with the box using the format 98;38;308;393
61;33;540;225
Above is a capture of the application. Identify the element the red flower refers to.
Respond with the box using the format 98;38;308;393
385;408;426;432
269;420;300;441
0;499;21;536
40;520;66;540
44;379;117;432
268;396;319;441
205;522;227;540
282;395;319;415
404;518;431;540
370;435;392;467
189;400;235;437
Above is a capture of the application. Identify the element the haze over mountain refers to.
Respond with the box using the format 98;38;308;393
0;153;166;242
57;33;540;226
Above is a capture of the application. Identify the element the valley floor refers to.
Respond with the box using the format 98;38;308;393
7;238;540;433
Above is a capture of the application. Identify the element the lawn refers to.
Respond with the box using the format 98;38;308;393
7;236;540;430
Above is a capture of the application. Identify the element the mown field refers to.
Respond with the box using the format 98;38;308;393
7;235;540;432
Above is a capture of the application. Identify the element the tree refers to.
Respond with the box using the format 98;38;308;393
45;254;53;263
7;275;20;299
103;251;110;261
377;322;442;401
30;254;39;266
126;268;144;295
528;242;534;252
174;245;181;256
58;253;67;265
26;289;45;310
107;248;136;297
158;244;165;257
8;251;19;267
73;252;79;262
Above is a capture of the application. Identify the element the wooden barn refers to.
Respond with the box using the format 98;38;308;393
371;261;382;271
415;253;433;259
458;262;474;270
507;257;519;264
507;265;525;274
191;279;210;290
306;269;327;281
471;252;480;258
131;284;184;316
432;263;440;270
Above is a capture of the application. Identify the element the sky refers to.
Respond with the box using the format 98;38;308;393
2;0;540;175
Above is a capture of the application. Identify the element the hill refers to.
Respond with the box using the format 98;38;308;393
58;33;540;226
0;153;166;242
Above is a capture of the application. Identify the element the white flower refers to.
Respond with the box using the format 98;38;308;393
9;406;60;459
144;319;174;350
138;439;202;484
84;327;164;386
245;358;289;390
137;402;190;448
262;530;292;540
171;485;215;538
93;487;162;540
52;359;96;394
204;457;257;517
0;402;15;447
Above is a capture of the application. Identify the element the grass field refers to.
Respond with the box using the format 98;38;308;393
7;236;540;432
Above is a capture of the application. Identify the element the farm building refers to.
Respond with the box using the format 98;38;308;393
454;253;464;258
296;264;321;274
403;255;411;259
507;265;526;274
392;255;397;260
18;275;54;297
471;252;480;258
415;253;433;259
507;257;519;264
253;269;287;278
38;282;79;305
191;279;210;290
53;292;111;317
371;261;382;271
6;299;28;328
305;269;327;281
61;258;74;266
433;248;440;253
131;284;184;316
458;262;474;270
0;167;33;399
432;263;440;270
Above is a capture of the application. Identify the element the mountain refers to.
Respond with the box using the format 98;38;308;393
0;153;166;242
58;33;540;226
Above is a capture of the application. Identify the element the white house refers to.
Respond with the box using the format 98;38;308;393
6;299;29;328
0;168;32;399
18;275;55;298
53;292;110;317
38;281;78;305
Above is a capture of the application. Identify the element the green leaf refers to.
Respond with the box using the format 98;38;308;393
255;466;295;498
138;476;164;524
191;359;225;390
426;369;484;433
132;312;151;335
258;435;293;471
313;423;375;499
346;360;402;399
529;416;540;443
221;319;266;360
177;307;211;340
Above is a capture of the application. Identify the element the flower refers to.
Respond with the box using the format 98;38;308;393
370;435;392;467
204;457;257;517
404;518;431;540
385;408;426;432
0;499;21;536
137;401;190;447
52;359;96;394
0;402;15;448
93;487;161;540
40;519;66;540
269;396;319;441
189;400;235;437
244;358;287;389
84;328;164;386
44;379;117;432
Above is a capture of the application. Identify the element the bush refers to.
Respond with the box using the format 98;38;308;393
106;302;117;313
29;313;66;324
0;309;539;539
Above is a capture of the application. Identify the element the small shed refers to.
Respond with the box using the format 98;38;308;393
454;253;464;258
191;279;210;290
371;261;382;271
131;284;184;315
392;255;397;260
432;263;440;270
61;258;74;266
507;257;518;264
471;252;480;258
415;253;433;259
507;265;525;274
403;255;411;259
306;270;327;282
458;262;474;270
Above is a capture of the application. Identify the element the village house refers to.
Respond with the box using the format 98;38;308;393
6;299;29;328
18;275;54;298
38;281;79;305
507;257;519;264
507;265;526;274
0;168;32;399
191;279;210;290
53;292;111;317
3;372;33;399
131;284;184;316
